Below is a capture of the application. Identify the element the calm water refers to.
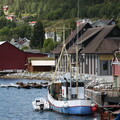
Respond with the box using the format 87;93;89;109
0;78;100;120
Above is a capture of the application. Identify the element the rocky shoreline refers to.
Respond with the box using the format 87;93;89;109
0;71;113;90
0;72;53;80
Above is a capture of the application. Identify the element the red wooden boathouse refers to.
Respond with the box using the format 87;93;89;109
0;42;47;71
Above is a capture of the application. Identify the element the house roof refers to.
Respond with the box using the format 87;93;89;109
52;24;120;55
81;25;117;54
67;27;102;54
0;41;6;45
51;23;92;54
78;27;103;44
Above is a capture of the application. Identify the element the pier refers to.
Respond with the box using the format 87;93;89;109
86;87;120;106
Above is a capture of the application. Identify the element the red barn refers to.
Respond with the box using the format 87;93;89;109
0;42;47;71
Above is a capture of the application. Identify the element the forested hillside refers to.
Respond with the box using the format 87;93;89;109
0;0;120;20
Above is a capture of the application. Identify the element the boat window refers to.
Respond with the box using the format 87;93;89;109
71;94;77;99
62;82;84;87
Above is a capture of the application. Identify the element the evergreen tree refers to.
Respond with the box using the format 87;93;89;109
30;20;45;48
0;6;4;17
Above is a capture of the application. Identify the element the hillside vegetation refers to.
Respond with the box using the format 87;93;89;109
0;0;120;20
0;0;120;52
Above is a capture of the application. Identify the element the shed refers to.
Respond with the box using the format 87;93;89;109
28;57;55;72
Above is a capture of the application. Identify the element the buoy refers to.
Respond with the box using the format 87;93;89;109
91;107;97;112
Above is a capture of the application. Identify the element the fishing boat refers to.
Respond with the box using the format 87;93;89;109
48;74;95;115
32;27;96;115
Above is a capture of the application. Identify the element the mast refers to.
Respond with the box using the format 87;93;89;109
52;27;65;82
52;27;72;82
76;0;80;98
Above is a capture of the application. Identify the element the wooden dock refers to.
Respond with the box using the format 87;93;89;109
85;88;120;105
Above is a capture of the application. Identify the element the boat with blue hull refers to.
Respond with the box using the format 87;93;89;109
47;27;95;115
49;92;93;115
48;75;94;115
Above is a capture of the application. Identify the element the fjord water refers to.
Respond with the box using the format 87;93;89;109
0;78;100;120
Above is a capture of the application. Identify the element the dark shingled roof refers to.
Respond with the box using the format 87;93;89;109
52;24;120;55
78;27;103;44
68;27;103;54
51;23;91;54
81;25;118;54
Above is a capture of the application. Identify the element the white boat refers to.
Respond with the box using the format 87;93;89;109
48;73;95;115
32;98;49;111
32;27;96;115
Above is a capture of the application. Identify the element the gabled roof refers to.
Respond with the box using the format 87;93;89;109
51;23;92;54
68;27;102;54
81;25;117;54
78;27;103;44
52;23;120;55
0;41;6;45
65;23;91;44
0;41;25;54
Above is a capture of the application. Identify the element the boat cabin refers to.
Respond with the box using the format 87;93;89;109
62;81;85;100
49;80;85;101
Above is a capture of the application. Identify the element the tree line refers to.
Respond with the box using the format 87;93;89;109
0;0;120;20
0;0;120;53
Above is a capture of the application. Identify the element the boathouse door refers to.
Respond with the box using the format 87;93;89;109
100;60;112;75
100;60;108;75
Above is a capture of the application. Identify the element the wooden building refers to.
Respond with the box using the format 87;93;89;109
28;57;55;72
52;23;120;76
0;42;47;71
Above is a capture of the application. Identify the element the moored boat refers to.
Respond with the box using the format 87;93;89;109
48;74;94;115
32;98;49;111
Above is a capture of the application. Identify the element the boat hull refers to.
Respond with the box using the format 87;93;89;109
49;103;93;115
48;93;93;115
